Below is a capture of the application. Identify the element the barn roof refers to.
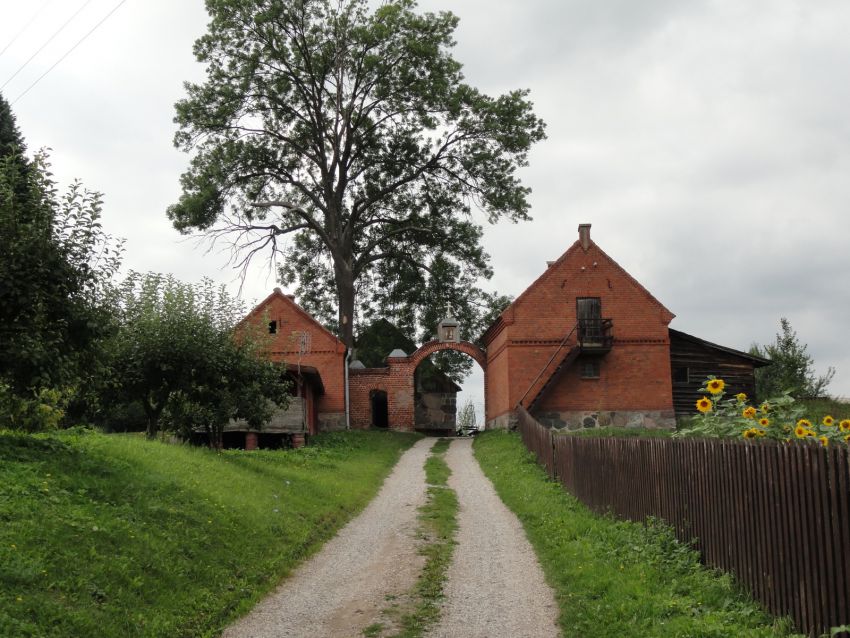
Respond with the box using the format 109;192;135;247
669;328;771;367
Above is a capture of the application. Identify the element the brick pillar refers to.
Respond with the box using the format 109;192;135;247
245;432;258;451
291;433;306;448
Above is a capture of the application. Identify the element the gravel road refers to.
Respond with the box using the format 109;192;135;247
427;438;560;638
221;437;435;638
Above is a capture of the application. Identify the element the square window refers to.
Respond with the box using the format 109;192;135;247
580;360;600;379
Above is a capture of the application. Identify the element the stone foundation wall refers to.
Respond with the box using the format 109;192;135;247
318;412;346;431
486;412;518;431
533;409;676;431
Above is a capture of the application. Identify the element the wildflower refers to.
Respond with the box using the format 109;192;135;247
742;407;757;419
819;436;829;447
823;415;835;427
706;378;725;395
797;419;812;429
840;419;850;432
794;424;808;438
743;428;758;440
696;397;712;413
758;418;770;427
735;392;747;403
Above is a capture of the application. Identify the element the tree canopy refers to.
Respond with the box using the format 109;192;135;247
0;93;122;396
750;317;835;399
169;0;545;348
104;273;290;441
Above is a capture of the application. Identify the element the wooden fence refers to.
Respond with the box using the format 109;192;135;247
515;406;850;637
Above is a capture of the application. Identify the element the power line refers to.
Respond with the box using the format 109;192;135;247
12;0;130;106
0;0;55;61
1;0;95;92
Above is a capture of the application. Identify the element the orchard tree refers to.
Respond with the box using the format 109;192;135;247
105;273;290;440
169;0;545;348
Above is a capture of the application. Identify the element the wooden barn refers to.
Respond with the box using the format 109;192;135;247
669;328;771;417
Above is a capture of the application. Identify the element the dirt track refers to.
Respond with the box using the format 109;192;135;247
221;436;559;638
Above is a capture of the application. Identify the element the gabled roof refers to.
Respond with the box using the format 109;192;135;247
480;237;675;344
239;288;344;350
669;328;771;367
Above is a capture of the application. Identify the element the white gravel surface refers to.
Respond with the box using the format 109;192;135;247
221;437;435;638
428;438;560;638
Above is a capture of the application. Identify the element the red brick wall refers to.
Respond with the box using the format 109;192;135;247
239;291;346;430
484;237;675;423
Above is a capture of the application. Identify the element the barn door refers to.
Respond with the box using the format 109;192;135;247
576;297;602;343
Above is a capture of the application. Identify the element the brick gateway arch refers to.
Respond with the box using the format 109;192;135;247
349;340;487;432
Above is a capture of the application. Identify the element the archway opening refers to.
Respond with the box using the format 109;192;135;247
370;390;389;428
412;347;484;436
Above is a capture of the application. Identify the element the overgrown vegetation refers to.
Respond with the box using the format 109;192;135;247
473;430;802;638
0;429;417;638
369;438;458;638
676;376;850;445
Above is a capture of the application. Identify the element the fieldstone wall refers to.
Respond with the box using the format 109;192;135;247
533;409;676;431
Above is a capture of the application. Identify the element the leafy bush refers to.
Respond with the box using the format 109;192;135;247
0;383;68;432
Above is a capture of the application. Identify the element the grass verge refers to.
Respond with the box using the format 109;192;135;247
473;430;803;638
0;428;418;638
369;438;458;638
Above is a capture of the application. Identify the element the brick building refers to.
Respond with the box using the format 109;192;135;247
482;224;677;430
233;224;764;446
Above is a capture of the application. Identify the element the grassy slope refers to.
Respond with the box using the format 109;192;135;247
473;430;802;638
0;429;418;638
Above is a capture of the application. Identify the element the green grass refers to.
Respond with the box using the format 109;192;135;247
0;428;418;638
560;426;675;438
473;430;803;638
370;439;458;638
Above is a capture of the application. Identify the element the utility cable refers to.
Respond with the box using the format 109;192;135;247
0;0;55;61
1;0;94;92
12;0;130;106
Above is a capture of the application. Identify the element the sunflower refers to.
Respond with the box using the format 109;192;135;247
823;415;835;427
758;417;770;427
794;424;808;438
706;378;725;395
757;429;766;437
735;392;747;403
696;397;712;413
819;436;829;447
845;434;850;444
760;402;770;414
742;407;757;419
743;428;758;440
840;419;850;432
797;419;812;429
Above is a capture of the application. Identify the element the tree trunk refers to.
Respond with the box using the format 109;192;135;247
334;259;356;348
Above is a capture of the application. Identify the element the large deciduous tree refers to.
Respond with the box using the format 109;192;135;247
169;0;545;347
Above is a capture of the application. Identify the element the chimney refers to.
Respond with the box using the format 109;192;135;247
578;223;591;251
274;287;282;294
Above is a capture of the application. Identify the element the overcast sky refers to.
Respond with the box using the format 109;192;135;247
2;0;848;418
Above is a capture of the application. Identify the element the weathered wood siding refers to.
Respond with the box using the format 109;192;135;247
224;397;306;433
670;332;758;417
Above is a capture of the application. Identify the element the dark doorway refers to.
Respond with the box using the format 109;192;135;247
371;390;389;428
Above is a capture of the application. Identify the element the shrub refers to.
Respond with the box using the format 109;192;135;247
0;383;68;432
